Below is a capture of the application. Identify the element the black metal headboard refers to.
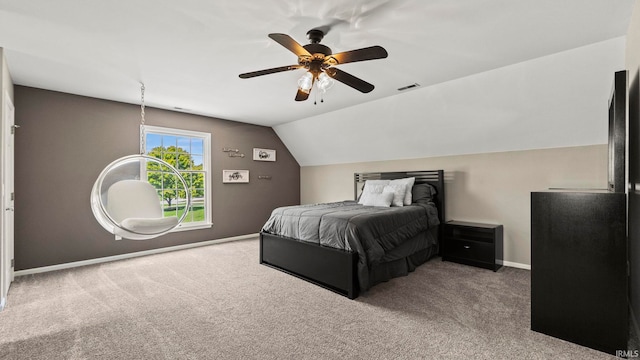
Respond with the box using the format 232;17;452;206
354;170;446;232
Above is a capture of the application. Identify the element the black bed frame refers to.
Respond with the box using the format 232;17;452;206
259;170;445;299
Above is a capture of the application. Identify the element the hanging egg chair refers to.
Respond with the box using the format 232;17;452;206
90;84;192;240
91;154;191;240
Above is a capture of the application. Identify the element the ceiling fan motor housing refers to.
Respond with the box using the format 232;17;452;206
300;43;334;73
303;43;332;56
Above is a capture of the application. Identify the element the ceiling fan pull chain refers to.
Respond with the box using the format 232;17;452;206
314;84;317;105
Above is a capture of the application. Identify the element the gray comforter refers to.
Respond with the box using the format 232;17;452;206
261;200;440;267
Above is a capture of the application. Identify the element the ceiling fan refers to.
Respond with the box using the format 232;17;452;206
239;29;388;101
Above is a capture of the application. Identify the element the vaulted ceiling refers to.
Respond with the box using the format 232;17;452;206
0;0;635;165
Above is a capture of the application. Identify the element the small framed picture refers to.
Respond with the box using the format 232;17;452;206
223;170;249;183
253;148;276;162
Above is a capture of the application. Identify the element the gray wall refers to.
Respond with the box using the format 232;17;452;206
13;86;300;270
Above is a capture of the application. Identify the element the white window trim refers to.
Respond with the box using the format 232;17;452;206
142;125;212;231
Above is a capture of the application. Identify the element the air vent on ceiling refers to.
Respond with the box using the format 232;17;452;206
397;83;420;91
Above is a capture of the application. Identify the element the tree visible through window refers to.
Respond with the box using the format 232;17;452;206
143;126;211;228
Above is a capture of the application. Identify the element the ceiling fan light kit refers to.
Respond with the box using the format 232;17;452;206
239;29;388;102
317;72;334;92
297;72;314;93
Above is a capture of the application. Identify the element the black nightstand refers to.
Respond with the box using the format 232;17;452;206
442;220;503;271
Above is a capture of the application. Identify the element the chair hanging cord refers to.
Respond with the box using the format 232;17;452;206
139;83;146;155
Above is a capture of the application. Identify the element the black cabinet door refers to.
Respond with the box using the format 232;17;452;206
531;191;627;355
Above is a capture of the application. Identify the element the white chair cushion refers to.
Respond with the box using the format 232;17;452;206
120;217;179;235
107;180;163;222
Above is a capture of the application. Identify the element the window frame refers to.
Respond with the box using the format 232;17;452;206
142;124;212;232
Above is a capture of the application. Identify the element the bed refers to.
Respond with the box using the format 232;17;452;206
259;170;445;299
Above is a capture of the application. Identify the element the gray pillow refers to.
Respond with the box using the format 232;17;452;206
411;183;436;203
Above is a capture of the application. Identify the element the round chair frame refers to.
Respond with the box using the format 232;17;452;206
91;154;192;240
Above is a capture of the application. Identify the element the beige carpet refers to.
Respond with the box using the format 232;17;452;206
0;238;616;359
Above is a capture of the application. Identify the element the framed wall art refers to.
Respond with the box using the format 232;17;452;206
253;148;276;162
223;170;249;183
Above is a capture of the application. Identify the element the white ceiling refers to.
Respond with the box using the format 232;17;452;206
275;37;626;166
0;0;635;127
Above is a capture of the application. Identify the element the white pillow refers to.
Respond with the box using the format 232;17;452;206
361;191;394;207
383;184;406;207
390;177;416;205
358;180;390;205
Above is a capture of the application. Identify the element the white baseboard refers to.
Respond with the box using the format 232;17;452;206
15;233;259;277
497;260;531;270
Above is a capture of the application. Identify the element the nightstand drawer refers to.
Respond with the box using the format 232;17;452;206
444;239;493;263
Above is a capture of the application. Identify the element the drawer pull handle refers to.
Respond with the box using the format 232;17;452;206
463;245;471;249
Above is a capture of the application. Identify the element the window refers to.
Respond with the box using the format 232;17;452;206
143;125;211;230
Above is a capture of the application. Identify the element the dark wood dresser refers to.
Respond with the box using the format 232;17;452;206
531;190;627;355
